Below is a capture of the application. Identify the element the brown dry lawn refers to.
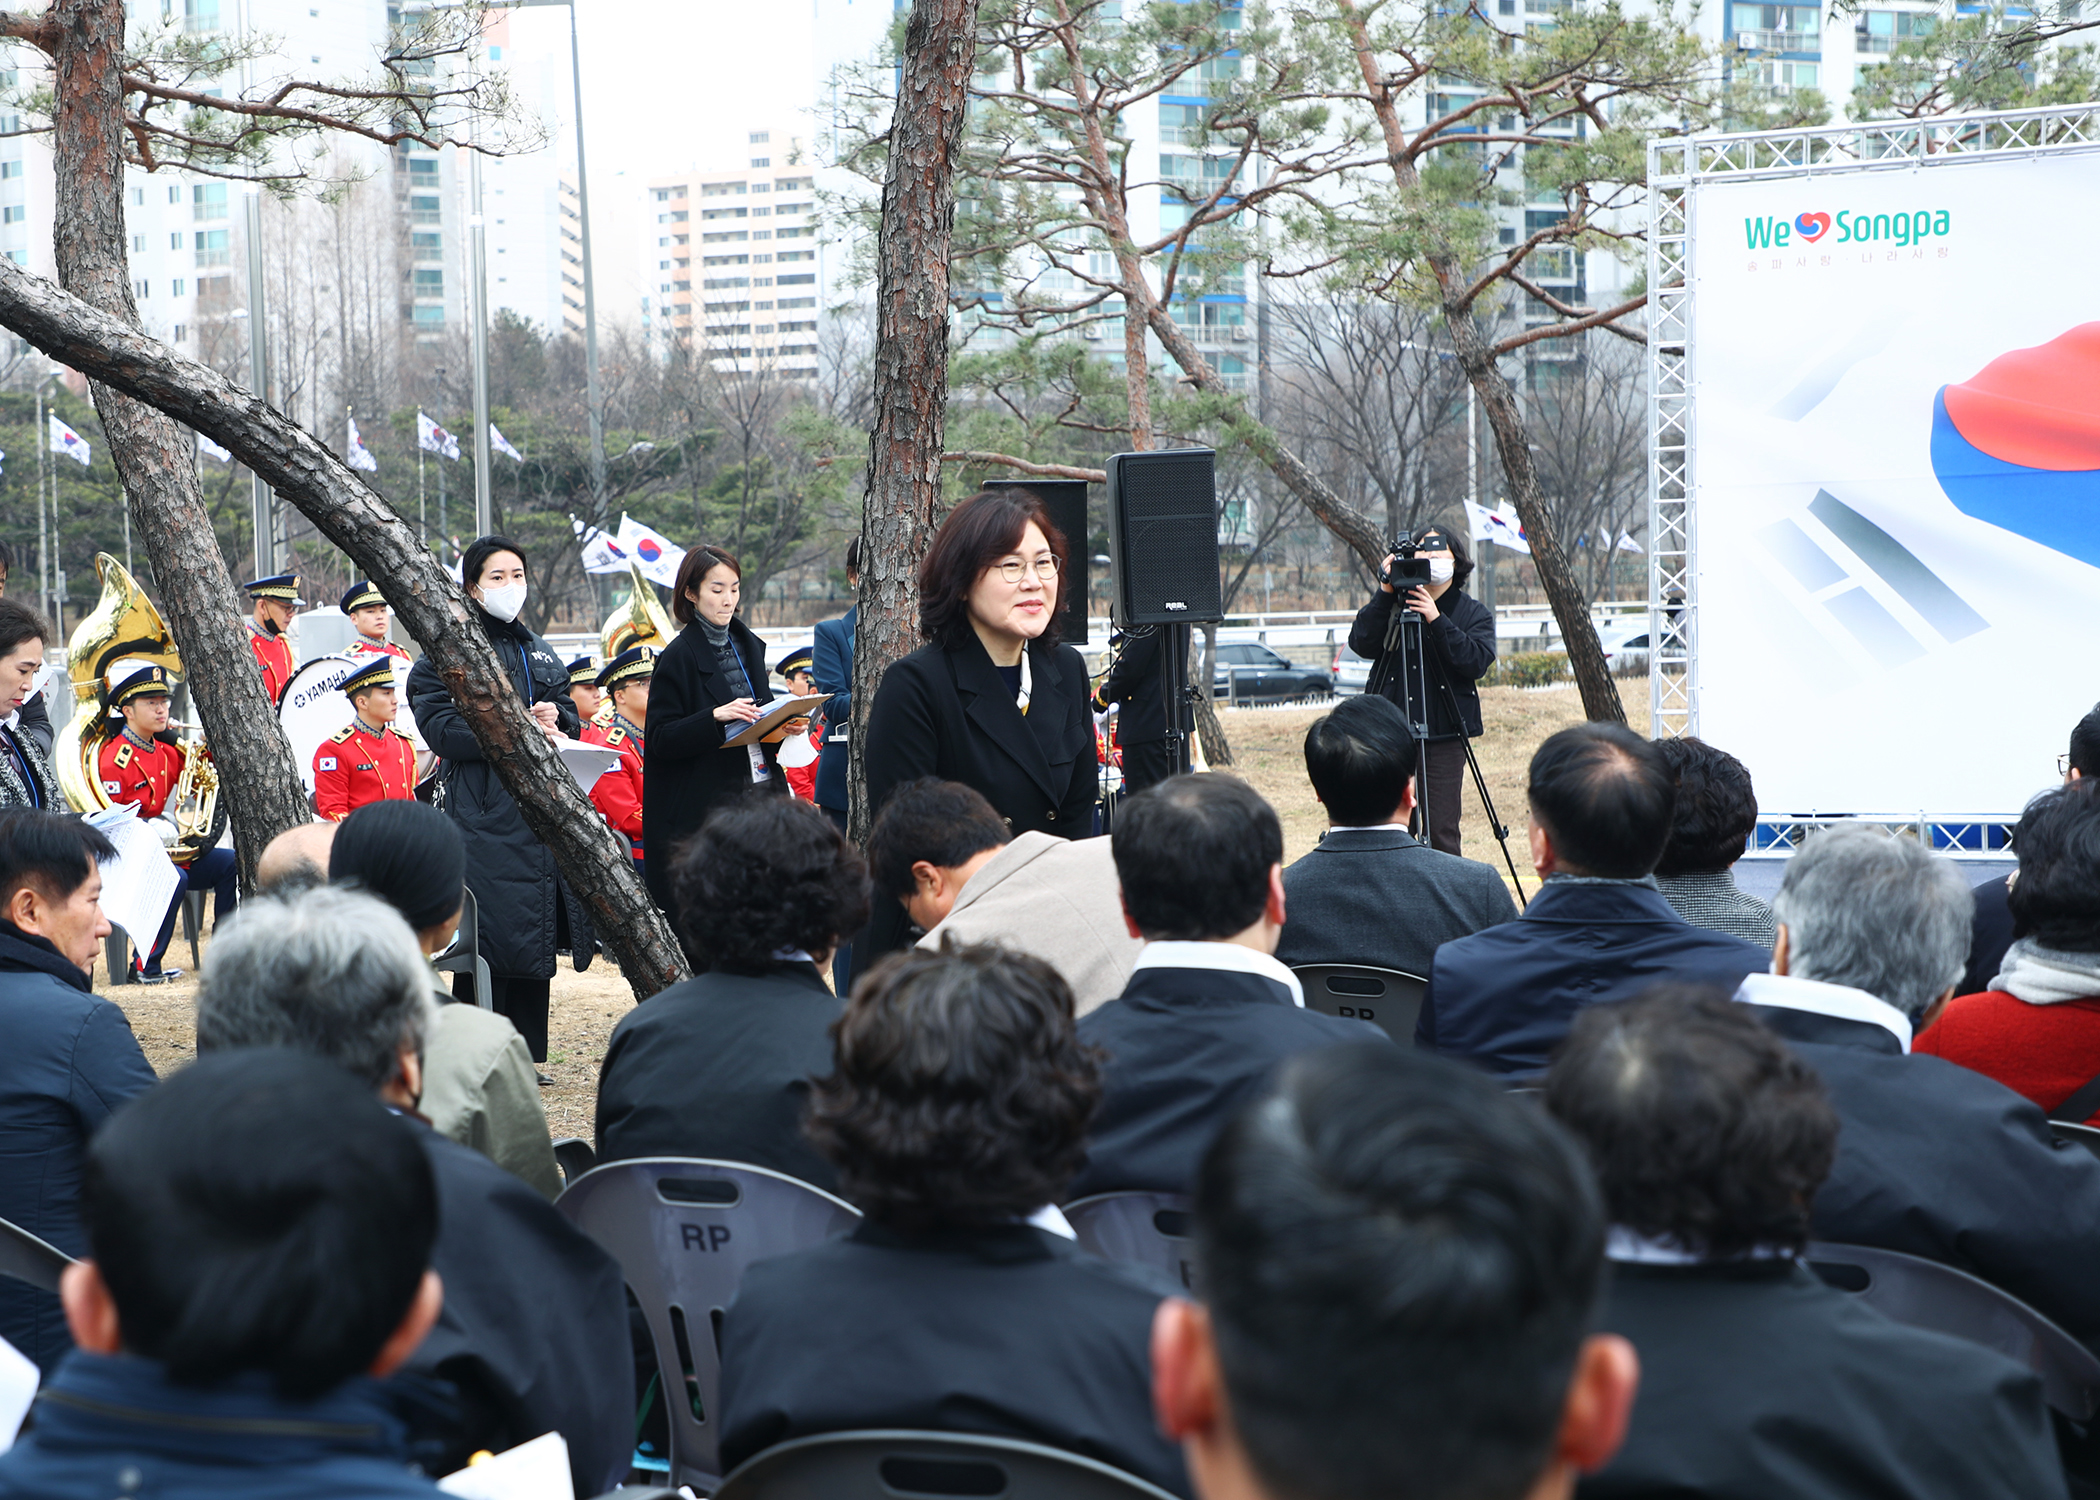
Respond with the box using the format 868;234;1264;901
105;678;1640;1140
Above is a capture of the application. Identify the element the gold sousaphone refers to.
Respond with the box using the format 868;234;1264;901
599;558;679;659
54;554;225;864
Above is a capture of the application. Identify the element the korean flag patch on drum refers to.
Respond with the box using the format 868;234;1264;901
318;756;337;771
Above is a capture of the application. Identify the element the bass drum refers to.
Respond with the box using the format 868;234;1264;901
277;655;428;795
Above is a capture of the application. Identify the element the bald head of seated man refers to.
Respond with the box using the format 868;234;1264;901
256;821;337;893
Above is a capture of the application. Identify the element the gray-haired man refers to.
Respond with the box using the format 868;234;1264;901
196;887;634;1494
1739;824;2100;1350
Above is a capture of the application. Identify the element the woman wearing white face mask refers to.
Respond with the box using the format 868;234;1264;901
1346;524;1497;856
407;534;597;1066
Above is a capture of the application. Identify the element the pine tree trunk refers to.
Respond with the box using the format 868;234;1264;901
0;255;693;999
47;0;312;888
1444;315;1625;725
847;0;981;845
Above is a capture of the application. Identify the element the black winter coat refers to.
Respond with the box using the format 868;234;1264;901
0;925;156;1373
864;632;1098;838
595;962;842;1190
408;609;595;980
1348;586;1496;739
1096;628;1165;746
642;615;781;910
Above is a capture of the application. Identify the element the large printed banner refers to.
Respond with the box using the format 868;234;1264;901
1689;149;2100;817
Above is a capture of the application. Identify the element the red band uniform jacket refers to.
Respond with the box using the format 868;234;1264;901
582;719;644;860
97;733;184;819
313;722;419;821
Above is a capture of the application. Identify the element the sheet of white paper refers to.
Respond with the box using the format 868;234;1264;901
553;738;621;794
437;1431;572;1500
0;1333;35;1452
82;806;181;948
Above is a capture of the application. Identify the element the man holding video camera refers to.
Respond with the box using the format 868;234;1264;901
1348;525;1497;855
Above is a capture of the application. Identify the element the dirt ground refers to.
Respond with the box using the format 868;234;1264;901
104;678;1641;1138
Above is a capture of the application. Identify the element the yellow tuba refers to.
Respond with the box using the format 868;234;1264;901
599;558;680;659
53;554;223;865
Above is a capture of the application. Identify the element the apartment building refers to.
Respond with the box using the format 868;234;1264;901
640;129;824;378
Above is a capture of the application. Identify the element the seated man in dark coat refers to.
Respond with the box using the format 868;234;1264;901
1420;723;1769;1075
1069;774;1385;1200
717;944;1189;1496
0;1050;452;1499
1154;1044;1638;1500
1740;825;2100;1351
597;795;870;1189
196;886;635;1497
1275;694;1515;976
0;811;157;1374
1549;989;2065;1500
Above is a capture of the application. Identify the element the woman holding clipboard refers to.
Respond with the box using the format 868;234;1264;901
643;544;787;912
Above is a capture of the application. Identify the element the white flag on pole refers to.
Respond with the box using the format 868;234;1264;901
416;411;460;461
47;415;90;467
1463;498;1530;555
615;513;687;588
1616;529;1645;555
196;432;232;463
489;424;524;462
346;415;379;473
571;515;632;575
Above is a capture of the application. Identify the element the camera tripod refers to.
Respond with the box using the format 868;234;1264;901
1366;593;1528;908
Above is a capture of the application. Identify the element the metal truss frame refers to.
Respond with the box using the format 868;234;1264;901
1647;100;2100;747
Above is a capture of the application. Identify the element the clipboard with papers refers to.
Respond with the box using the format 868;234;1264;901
723;695;828;748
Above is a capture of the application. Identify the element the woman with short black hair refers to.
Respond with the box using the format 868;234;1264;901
716;943;1188;1497
859;490;1099;968
642;543;781;914
595;795;870;1187
407;535;594;1064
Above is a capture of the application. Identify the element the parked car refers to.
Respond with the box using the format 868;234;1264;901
1597;617;1669;672
1211;642;1333;703
1330;644;1372;696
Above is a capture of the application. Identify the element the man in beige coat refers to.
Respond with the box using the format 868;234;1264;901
871;778;1140;1014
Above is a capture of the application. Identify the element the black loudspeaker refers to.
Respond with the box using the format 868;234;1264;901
1107;449;1223;625
981;479;1091;644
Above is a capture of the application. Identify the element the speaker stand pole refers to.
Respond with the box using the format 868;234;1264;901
1162;621;1193;778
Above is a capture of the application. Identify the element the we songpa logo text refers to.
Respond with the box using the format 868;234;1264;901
1745;208;1953;249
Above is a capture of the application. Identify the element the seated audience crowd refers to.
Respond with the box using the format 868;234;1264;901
15;689;2100;1500
1548;988;2064;1499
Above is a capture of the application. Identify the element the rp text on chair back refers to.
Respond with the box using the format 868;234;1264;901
556;1158;860;1491
1291;964;1426;1046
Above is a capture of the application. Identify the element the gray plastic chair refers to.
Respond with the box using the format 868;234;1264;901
1806;1240;2100;1418
713;1430;1180;1500
1290;964;1426;1046
555;1158;860;1492
431;886;492;1010
1063;1191;1195;1290
551;1137;598;1188
2051;1120;2100;1161
0;1215;72;1294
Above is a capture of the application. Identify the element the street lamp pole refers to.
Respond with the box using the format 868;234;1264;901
243;186;274;578
515;0;605;521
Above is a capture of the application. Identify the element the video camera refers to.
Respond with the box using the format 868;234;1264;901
1382;535;1433;592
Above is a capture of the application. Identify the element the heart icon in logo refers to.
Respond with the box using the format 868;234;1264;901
1795;212;1831;242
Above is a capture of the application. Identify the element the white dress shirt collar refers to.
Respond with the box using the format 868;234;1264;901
1131;939;1304;1007
1734;971;1913;1053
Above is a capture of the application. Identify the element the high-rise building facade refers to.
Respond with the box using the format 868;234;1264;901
640;128;825;378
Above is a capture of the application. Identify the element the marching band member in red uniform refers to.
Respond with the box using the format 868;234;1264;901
567;655;605;729
96;662;239;981
774;645;820;803
582;646;651;865
340;580;410;661
313;655;419;821
241;574;299;704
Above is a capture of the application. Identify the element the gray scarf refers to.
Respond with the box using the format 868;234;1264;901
1991;938;2100;1005
698;617;748;691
